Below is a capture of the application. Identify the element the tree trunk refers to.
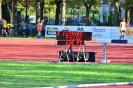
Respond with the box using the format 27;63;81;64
114;1;119;26
126;9;130;24
0;2;2;35
13;0;17;35
40;1;44;20
5;0;13;23
7;2;13;24
25;0;28;23
55;0;61;25
11;1;13;24
25;0;31;23
8;9;13;23
0;2;2;19
84;3;91;26
61;0;66;25
36;0;41;24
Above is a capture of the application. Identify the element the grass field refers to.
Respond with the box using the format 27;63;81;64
0;61;133;88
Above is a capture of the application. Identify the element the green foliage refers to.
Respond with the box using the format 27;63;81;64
98;8;114;26
123;0;133;9
108;12;114;26
110;0;119;6
83;0;99;7
0;0;2;3
89;13;99;20
66;0;83;8
2;4;10;22
102;7;108;25
110;0;133;9
66;0;99;11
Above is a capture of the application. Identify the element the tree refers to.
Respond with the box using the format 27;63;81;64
2;0;18;34
0;0;2;20
55;0;83;25
55;0;61;25
36;0;41;24
64;0;99;26
40;1;44;20
13;0;17;34
44;0;68;25
110;0;133;25
3;0;15;23
0;0;2;36
61;0;66;25
35;0;44;24
110;0;121;26
68;0;99;25
18;0;34;23
123;0;133;9
123;0;133;24
83;0;99;26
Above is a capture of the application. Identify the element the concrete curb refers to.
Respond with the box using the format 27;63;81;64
37;82;133;88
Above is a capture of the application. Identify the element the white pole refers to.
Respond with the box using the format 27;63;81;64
103;43;107;61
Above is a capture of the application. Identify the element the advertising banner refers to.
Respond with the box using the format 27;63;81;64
107;27;121;39
125;27;133;39
45;25;133;40
45;26;86;37
86;26;109;39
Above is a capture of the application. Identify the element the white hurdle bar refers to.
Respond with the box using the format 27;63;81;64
96;39;133;63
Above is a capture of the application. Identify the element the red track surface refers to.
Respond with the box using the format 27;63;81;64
1;38;133;64
0;38;133;88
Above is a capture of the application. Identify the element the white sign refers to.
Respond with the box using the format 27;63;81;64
45;25;133;40
45;26;86;37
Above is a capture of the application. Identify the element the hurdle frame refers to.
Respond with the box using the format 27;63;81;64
96;39;111;63
99;42;110;63
96;39;133;63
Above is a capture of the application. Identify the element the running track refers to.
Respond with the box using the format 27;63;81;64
0;38;133;88
0;38;133;64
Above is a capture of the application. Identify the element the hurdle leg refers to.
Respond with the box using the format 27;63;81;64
59;45;68;62
67;45;71;61
77;46;81;62
59;46;63;62
59;51;63;62
98;43;110;64
103;43;107;61
82;45;88;62
77;45;84;62
59;46;65;62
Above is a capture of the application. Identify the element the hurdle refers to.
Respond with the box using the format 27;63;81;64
96;39;133;63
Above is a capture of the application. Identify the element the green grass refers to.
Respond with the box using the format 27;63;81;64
0;61;133;88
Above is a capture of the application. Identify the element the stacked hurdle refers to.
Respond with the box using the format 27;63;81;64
96;39;133;63
56;30;96;62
